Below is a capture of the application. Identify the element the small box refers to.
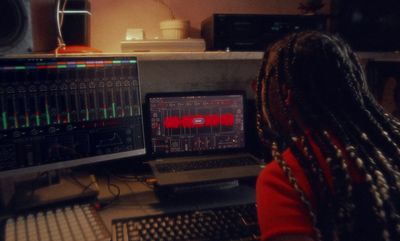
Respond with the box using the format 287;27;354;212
126;28;144;41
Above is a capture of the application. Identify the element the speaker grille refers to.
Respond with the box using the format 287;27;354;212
0;0;32;54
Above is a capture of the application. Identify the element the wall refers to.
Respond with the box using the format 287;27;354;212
91;0;330;52
31;0;58;52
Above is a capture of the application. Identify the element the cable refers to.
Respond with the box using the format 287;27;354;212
95;172;121;210
68;173;98;195
106;174;121;199
94;168;157;210
55;0;68;55
154;0;175;19
109;172;156;190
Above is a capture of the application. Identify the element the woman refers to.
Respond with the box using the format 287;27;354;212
255;31;400;241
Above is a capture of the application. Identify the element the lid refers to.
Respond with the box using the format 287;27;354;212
160;19;190;29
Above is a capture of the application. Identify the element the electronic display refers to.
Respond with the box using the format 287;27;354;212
0;56;145;176
147;92;245;155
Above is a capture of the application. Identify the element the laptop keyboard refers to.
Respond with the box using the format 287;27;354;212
154;156;259;173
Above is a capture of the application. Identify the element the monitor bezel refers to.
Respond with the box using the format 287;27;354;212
145;90;248;159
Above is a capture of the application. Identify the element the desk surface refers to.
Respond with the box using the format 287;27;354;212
0;172;257;238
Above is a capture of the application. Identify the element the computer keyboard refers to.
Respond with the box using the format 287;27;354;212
3;203;110;241
154;156;260;173
112;203;259;241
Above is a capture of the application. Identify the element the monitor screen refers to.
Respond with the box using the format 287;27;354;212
147;91;246;156
0;55;145;176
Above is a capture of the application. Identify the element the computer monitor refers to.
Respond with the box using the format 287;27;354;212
0;55;146;177
146;91;246;157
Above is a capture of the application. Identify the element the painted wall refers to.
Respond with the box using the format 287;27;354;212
91;0;330;52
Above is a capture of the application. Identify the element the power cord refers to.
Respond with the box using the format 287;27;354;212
154;0;175;19
109;172;156;190
94;171;121;210
68;173;99;195
55;0;68;55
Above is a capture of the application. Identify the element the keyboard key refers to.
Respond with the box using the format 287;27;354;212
2;204;109;241
5;219;15;241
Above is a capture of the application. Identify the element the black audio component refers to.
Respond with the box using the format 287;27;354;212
62;0;91;46
331;0;400;51
0;0;33;55
201;14;326;51
0;56;145;175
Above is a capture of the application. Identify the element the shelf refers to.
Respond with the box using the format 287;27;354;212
131;51;400;62
132;51;400;62
131;51;264;61
357;52;400;62
1;51;264;61
2;51;400;62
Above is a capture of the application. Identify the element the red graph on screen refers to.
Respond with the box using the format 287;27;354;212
164;113;234;129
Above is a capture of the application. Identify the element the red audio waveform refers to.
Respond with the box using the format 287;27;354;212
164;113;234;129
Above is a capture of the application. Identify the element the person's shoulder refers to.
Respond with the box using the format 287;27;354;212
259;149;298;176
256;149;316;241
259;159;281;179
257;148;314;202
257;149;296;186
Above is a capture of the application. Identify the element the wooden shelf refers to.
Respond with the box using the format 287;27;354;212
1;51;264;62
131;51;400;62
130;51;264;61
357;52;400;62
2;51;400;62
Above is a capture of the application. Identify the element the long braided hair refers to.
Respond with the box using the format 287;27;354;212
256;31;400;241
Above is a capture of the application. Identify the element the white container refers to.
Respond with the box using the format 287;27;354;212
160;19;190;40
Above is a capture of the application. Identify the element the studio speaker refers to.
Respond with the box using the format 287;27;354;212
0;0;33;55
331;0;400;51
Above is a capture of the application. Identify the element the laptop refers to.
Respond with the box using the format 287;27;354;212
145;91;262;186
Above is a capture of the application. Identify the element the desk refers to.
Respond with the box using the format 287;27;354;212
0;171;257;241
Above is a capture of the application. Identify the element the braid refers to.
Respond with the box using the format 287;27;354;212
277;34;335;223
364;95;400;152
257;31;400;241
286;33;356;240
256;46;282;149
256;49;271;147
348;121;400;241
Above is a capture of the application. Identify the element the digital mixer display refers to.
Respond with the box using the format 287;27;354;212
0;56;145;175
148;93;245;155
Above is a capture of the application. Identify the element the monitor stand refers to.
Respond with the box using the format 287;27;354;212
1;169;99;211
155;179;240;201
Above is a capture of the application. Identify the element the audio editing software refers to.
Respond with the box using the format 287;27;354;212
148;94;245;154
0;57;145;173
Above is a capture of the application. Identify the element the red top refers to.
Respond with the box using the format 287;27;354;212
256;136;363;241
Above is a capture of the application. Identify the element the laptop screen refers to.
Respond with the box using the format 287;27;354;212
146;91;246;156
